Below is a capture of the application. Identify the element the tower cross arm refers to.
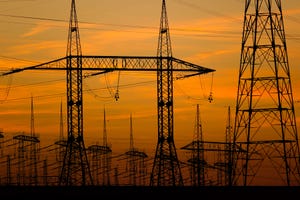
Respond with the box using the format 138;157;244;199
171;57;215;73
0;57;67;76
0;55;215;76
171;57;215;79
81;56;215;74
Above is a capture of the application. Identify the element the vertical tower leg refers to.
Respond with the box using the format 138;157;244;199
232;0;300;186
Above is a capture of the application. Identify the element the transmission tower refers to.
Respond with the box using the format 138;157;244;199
59;0;93;186
87;107;112;186
124;113;148;186
224;106;233;186
29;95;38;186
150;0;183;186
55;100;66;181
1;0;215;186
232;0;300;186
181;104;206;186
214;106;233;186
100;107;112;186
13;134;40;186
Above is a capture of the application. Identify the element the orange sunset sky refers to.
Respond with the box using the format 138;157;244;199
0;0;299;157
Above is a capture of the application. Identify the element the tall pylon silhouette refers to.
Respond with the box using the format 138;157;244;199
59;0;93;186
232;0;300;186
124;113;148;186
100;107;111;186
150;0;183;186
86;107;112;186
225;106;233;186
30;95;38;186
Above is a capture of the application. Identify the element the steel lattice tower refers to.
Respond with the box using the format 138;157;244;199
100;108;112;186
150;0;183;186
59;0;93;186
87;107;112;186
125;113;148;186
232;0;300;186
224;106;233;186
29;96;38;186
55;100;66;181
181;104;206;186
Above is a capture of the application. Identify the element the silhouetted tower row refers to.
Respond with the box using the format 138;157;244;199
150;0;183;186
59;0;93;186
232;0;300;186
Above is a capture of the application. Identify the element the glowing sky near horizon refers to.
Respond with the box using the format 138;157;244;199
0;0;299;156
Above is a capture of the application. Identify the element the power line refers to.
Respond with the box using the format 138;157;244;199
1;79;157;103
0;13;299;41
0;55;40;64
173;0;242;23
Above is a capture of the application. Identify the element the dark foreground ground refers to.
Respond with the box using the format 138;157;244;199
0;186;299;199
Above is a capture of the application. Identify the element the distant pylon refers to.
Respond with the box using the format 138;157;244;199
150;0;183;186
181;104;206;186
29;95;38;186
232;0;300;186
128;113;137;186
125;113;148;186
59;0;93;186
55;100;66;178
225;106;233;186
100;107;111;186
86;107;112;186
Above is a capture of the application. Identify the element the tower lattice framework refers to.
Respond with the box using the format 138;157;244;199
59;0;93;186
232;0;300;186
150;0;183;186
183;104;206;186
